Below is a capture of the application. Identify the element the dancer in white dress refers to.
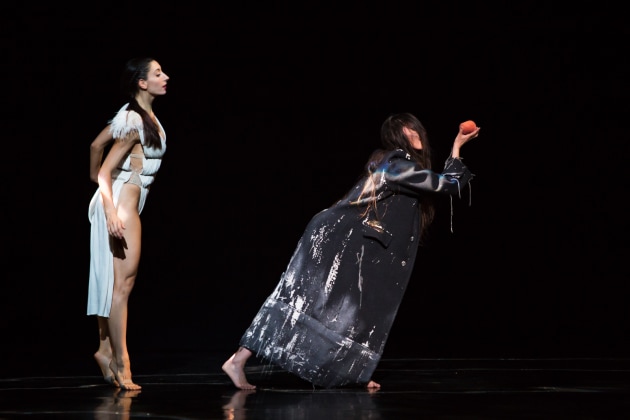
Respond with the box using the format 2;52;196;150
87;57;169;390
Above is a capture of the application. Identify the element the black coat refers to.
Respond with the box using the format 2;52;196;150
240;149;474;387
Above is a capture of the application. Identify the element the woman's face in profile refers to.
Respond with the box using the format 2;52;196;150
402;126;423;150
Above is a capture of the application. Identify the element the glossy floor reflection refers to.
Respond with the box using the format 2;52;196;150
1;355;630;419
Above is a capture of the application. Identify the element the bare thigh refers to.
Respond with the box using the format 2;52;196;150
111;184;142;277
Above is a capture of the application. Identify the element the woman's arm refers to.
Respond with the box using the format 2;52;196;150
384;147;475;196
97;133;139;239
451;125;480;158
90;125;114;183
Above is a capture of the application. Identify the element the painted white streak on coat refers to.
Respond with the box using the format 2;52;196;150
310;225;328;263
251;314;271;353
332;337;354;361
286;330;298;352
325;228;353;295
357;245;365;308
290;296;305;327
281;269;297;301
363;326;376;346
325;253;341;294
348;347;375;375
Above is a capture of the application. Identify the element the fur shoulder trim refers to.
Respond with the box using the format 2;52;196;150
108;103;142;139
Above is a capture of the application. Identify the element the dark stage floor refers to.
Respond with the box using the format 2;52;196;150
2;354;630;419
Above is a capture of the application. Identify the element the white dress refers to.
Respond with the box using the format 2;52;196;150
87;104;167;317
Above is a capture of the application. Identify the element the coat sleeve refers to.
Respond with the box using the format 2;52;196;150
381;150;474;197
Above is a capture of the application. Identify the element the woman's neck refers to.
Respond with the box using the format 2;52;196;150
135;92;154;115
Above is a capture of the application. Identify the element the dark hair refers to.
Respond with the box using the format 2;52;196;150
360;113;436;243
380;112;432;171
120;57;162;149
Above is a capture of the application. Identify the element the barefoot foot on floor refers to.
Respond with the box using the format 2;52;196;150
94;352;119;387
366;380;381;390
110;361;141;391
222;354;256;390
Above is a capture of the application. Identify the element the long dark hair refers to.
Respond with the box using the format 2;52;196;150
361;113;436;243
120;57;162;149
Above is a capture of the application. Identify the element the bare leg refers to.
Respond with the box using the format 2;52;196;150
108;250;141;390
108;193;142;391
222;347;256;389
94;316;119;387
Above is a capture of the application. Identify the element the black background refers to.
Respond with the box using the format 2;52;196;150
2;2;629;376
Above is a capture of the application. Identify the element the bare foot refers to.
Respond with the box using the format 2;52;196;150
110;360;142;391
366;380;381;391
222;353;256;390
94;351;119;387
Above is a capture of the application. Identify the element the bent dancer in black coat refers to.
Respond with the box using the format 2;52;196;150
223;113;480;389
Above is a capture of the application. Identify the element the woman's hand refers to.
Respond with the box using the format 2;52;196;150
451;126;481;158
105;210;125;239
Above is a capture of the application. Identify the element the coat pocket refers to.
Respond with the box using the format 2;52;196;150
361;219;393;248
